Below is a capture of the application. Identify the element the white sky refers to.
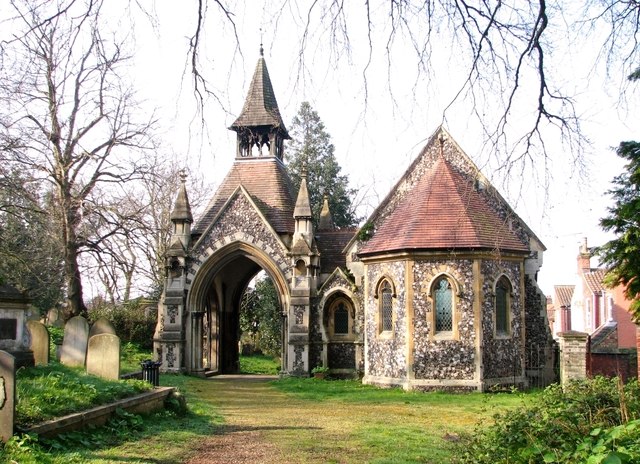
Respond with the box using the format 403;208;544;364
4;1;638;298
128;2;639;297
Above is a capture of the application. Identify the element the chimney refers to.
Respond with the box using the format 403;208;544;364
577;237;591;273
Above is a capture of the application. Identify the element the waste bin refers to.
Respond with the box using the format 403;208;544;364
140;360;161;386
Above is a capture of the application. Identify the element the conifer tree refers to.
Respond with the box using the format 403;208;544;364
286;102;358;228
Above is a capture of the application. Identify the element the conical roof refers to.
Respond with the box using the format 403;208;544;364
359;151;529;255
294;174;312;218
170;174;193;223
318;195;334;230
230;53;289;137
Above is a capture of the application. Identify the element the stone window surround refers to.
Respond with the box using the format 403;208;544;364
428;273;461;341
326;296;356;341
374;276;397;339
493;274;514;339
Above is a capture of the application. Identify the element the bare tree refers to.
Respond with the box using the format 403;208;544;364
0;1;155;319
82;156;212;303
188;1;640;177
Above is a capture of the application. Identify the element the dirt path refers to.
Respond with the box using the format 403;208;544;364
183;376;314;464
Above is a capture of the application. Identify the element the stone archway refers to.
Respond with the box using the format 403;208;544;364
186;242;290;375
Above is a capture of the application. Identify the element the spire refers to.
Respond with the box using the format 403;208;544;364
170;170;193;223
229;49;290;159
318;195;334;230
294;167;312;218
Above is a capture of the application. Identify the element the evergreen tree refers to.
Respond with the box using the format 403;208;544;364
286;102;359;228
597;140;640;322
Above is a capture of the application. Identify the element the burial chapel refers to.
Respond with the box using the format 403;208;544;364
154;51;554;391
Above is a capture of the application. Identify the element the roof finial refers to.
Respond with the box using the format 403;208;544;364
438;130;446;158
260;28;264;57
179;168;188;184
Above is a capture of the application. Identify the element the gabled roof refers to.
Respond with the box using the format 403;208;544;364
193;158;296;235
317;229;357;274
359;135;529;255
583;268;606;294
229;55;289;136
554;285;575;307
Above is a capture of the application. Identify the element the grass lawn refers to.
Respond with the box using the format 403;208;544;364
3;356;535;463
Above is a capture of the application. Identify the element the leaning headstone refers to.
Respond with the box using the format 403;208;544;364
89;317;116;338
0;350;16;442
46;307;64;328
26;320;50;366
60;316;89;367
86;334;120;380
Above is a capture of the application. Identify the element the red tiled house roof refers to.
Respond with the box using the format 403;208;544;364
358;128;534;256
584;268;606;293
554;285;575;307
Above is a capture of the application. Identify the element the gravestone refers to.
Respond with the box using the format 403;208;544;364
0;285;34;368
0;350;15;442
46;307;64;328
89;317;116;338
86;334;120;380
60;316;89;367
26;320;50;366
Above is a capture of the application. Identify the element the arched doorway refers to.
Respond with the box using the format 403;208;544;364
186;242;290;375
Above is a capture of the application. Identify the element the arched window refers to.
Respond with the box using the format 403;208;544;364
379;279;394;333
495;276;511;336
433;276;453;332
326;296;355;340
334;302;349;334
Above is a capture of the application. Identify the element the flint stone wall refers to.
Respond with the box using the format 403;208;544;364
188;193;291;285
366;261;407;379
481;260;523;379
412;259;476;380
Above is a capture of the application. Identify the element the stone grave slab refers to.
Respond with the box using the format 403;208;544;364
60;316;89;367
26;320;50;366
89;317;116;338
86;334;120;380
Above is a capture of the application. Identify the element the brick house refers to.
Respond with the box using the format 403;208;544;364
153;51;555;390
550;238;638;380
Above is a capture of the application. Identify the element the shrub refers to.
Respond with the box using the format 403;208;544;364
455;377;640;464
87;298;156;349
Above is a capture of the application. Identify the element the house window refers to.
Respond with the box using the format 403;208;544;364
434;276;453;332
379;280;394;333
334;302;349;334
495;276;511;336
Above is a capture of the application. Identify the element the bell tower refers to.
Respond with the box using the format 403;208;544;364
229;46;290;159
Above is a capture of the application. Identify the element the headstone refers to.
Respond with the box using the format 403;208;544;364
86;334;120;380
89;317;116;338
26;320;50;366
0;350;16;443
60;316;89;367
46;308;64;327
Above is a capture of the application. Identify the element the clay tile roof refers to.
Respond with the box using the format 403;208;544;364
230;57;289;136
554;285;575;307
193;158;295;235
359;156;529;255
584;268;606;293
317;229;357;273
